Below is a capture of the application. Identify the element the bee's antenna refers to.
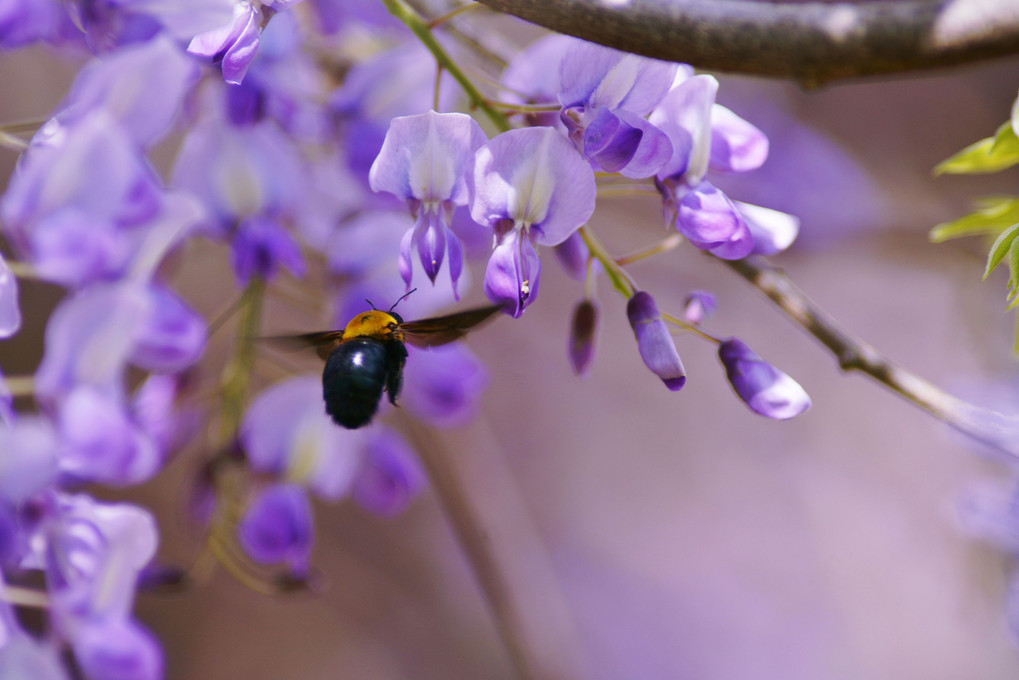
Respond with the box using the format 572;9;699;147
390;288;417;312
365;298;377;310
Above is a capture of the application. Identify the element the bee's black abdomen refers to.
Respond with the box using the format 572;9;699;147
322;338;389;429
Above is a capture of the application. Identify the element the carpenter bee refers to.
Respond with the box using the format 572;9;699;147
277;296;501;429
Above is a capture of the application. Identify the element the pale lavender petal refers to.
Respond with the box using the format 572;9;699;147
650;74;718;183
220;10;261;85
718;338;811;419
568;299;598;376
559;42;677;115
0;635;68;680
626;291;685;391
59;35;198;148
58;387;162;485
677;182;753;260
73;618;163;680
956;481;1019;551
130;284;207;374
468;126;596;246
0;416;59;502
352;429;426;516
131;375;182;457
736;201;800;256
553;230;589;281
709;104;769;174
327;210;410;277
401;344;488;427
28;210;128;288
238;483;313;572
129;0;236;39
398;225;415;289
369;110;487;205
501;34;574;123
0;252;19;337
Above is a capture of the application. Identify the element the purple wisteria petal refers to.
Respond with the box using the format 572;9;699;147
736;201;800;256
568;299;598;376
683;290;717;325
650;74;718;183
58;386;162;485
369;111;487;206
0;0;69;49
0;369;11;427
131;375;185;457
35;283;147;403
73;618;163;680
352;429;426;516
718;338;811;419
578;107;671;178
0;252;20;337
500;34;573;127
956;481;1019;551
230;215;306;284
240;376;363;500
0;635;69;680
0;417;59;502
58;35;198;148
171;118;305;234
28;210;129;288
327;210;410;277
626;291;685;391
308;0;400;34
130;284;207;374
469;126;596;246
401;344;488;427
483;229;541;318
238;483;313;572
188;2;261;84
676;182;754;260
553;231;589;281
709;105;769;174
75;0;236;45
558;41;677;115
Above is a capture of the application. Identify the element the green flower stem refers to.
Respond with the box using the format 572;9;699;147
615;233;682;266
380;0;511;132
218;277;265;441
661;312;720;344
578;225;636;298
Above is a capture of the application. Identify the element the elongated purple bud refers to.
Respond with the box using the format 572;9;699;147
626;291;686;391
718;338;811;419
568;299;598;376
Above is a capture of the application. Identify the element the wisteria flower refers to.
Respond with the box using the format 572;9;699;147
352;429;425;516
558;40;676;178
683;290;716;325
400;344;488;428
717;338;811;419
238;483;313;572
369;110;488;298
468;126;597;316
626;291;685;390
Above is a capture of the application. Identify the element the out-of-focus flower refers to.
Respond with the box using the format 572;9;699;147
717;338;811;419
626;291;685;391
72;617;163;680
352;429;425;516
0;417;59;502
401;344;488;428
68;0;236;52
238;483;313;573
230;214;305;284
500;34;574;129
468;126;597;316
369;111;488;298
568;299;598;376
0;252;19;338
0;0;74;49
558;40;676;178
682;290;716;325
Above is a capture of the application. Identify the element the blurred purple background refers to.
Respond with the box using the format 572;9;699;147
3;31;1019;680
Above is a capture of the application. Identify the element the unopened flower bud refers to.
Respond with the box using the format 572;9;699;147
568;299;598;376
626;291;685;391
718;338;810;419
683;290;716;325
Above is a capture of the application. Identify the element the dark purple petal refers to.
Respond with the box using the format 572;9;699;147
568;299;599;376
718;338;811;419
468;126;596;246
230;215;306;284
130;285;207;374
401;344;488;427
683;290;717;325
238;484;313;573
188;3;261;84
352;429;426;516
0;253;20;337
416;209;447;284
709;104;769;174
626;292;685;390
73;618;163;680
483;230;541;318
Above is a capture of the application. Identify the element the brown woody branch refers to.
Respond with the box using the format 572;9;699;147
473;0;1019;86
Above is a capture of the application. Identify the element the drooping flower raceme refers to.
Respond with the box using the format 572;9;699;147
468;126;597;316
369;110;488;299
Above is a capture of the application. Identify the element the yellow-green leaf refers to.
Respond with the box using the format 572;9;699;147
983;222;1019;279
935;122;1019;175
930;196;1019;242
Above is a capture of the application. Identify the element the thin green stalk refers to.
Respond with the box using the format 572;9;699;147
218;278;265;440
578;226;636;297
380;0;511;132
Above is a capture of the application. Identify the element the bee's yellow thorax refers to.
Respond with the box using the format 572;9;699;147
343;310;402;341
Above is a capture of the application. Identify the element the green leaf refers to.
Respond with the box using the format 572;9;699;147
930;196;1019;242
935;122;1019;175
983;222;1019;279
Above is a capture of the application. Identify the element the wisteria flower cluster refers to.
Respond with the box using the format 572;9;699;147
0;1;814;677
